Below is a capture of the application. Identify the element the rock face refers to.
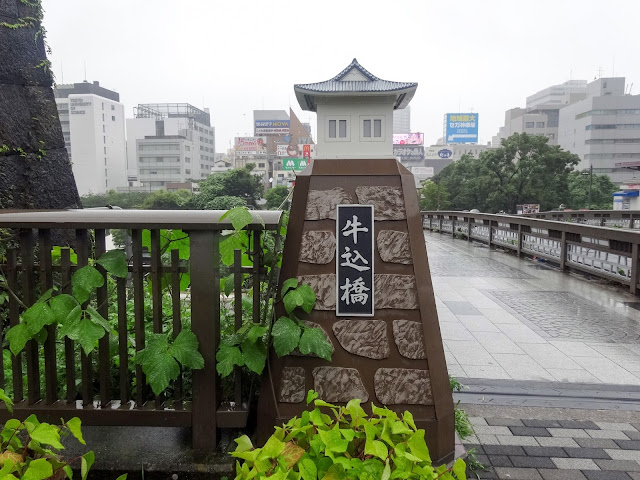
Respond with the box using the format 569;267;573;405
299;231;336;264
374;368;433;405
355;186;406;221
313;367;368;403
374;275;418;309
298;274;336;310
279;367;306;403
291;321;334;357
377;230;412;264
306;188;354;220
393;320;426;359
332;320;390;359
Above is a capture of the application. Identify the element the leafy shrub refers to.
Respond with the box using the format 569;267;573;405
231;390;466;480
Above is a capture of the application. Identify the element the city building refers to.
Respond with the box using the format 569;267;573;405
393;106;411;134
558;77;640;185
54;81;127;195
293;58;416;159
492;80;588;147
125;103;215;191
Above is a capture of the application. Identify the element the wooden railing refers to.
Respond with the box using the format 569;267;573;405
520;209;640;229
0;209;282;450
421;210;640;295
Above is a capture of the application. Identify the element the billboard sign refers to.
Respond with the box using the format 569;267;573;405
283;157;311;171
255;120;290;135
516;204;540;214
277;144;315;158
393;133;424;145
438;149;453;159
446;113;478;144
235;137;267;155
412;167;434;176
393;145;424;161
336;205;374;317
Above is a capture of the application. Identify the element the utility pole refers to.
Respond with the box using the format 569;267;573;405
588;164;593;210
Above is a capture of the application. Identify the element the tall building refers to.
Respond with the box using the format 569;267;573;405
126;103;215;190
492;80;588;147
558;77;640;184
54;81;127;195
393;106;411;134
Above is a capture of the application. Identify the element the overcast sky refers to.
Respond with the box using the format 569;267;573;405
42;0;640;151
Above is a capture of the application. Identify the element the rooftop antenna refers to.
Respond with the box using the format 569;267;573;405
83;61;87;82
598;66;602;79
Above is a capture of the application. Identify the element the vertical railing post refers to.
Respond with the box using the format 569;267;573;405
451;218;456;238
190;230;220;451
631;242;639;296
517;224;523;257
467;218;472;242
20;229;40;404
560;231;567;272
439;217;443;234
488;220;493;248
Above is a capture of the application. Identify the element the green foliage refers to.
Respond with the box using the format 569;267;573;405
232;391;466;480
140;189;192;210
190;167;264;209
134;331;204;395
0;388;101;480
419;180;451;211
449;377;474;441
433;133;580;213
80;190;152;209
204;196;248;210
265;186;290;210
567;169;618;210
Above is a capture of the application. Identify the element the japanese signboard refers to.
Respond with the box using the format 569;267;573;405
235;137;267;155
282;157;310;171
516;204;540;214
277;144;316;158
255;120;290;135
336;205;374;317
393;133;424;145
446;113;479;144
393;145;424;160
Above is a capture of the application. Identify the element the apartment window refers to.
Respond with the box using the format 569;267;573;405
361;116;384;141
112;116;115;121
104;158;107;166
103;136;106;144
363;120;371;137
111;105;115;111
185;146;190;151
536;122;545;128
102;114;105;121
185;157;191;163
200;146;204;151
258;163;265;168
102;103;104;110
102;125;105;133
327;117;350;141
525;122;535;128
103;147;107;154
185;169;191;174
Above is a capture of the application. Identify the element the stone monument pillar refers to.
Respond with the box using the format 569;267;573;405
258;59;454;463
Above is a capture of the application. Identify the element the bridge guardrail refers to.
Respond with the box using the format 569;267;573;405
421;210;640;295
520;209;640;230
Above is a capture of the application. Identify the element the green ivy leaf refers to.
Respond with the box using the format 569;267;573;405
30;423;63;450
247;324;268;342
322;464;346;480
140;351;180;396
381;459;391;480
66;317;106;354
241;338;267;375
271;317;301;357
115;474;128;480
81;451;94;480
234;434;254;453
50;294;79;324
296;284;316;314
72;266;104;304
452;458;466;479
280;278;298;295
260;435;285;458
6;322;31;355
219;232;247;267
216;344;244;377
96;249;128;278
298;328;332;361
407;430;430;462
168;330;204;369
306;390;319;405
85;307;111;332
221;274;234;296
66;417;85;445
0;389;13;413
220;206;255;231
58;305;82;338
22;302;55;335
282;289;303;314
63;465;73;480
318;427;349;453
299;457;317;480
22;458;53;480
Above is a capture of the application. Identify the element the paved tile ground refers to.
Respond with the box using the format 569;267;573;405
463;412;640;479
426;231;640;385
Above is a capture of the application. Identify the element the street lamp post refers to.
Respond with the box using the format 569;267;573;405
582;165;594;210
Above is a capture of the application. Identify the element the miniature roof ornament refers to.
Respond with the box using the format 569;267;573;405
294;58;418;112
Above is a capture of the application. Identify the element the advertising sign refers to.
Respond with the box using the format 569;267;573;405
336;205;374;317
283;157;310;171
255;120;290;135
393;145;424;161
516;204;540;214
277;144;315;158
412;167;434;176
438;149;453;159
393;133;424;145
446;113;478;144
235;137;267;155
303;144;311;159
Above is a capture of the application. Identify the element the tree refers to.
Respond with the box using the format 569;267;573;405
433;133;579;213
190;167;263;210
0;0;81;210
265;186;290;210
204;195;247;210
82;190;152;209
418;180;450;211
141;189;192;209
567;170;617;210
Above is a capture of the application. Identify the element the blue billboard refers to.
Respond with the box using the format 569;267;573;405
446;113;478;144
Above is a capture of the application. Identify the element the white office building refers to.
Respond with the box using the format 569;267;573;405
393;106;411;134
558;78;640;184
126;104;215;190
54;81;127;195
